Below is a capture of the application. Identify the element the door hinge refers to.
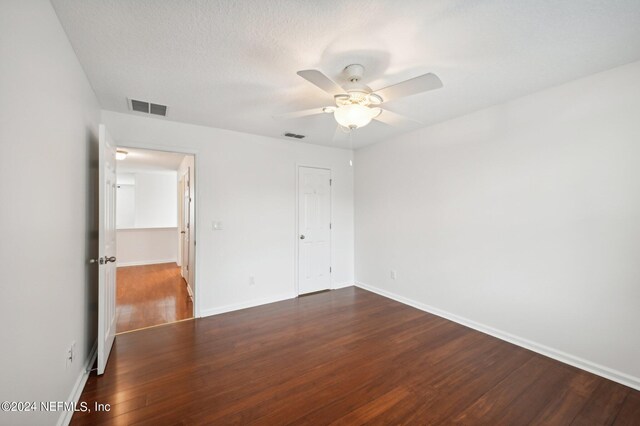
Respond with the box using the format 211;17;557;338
329;267;332;273
329;179;332;186
329;222;332;229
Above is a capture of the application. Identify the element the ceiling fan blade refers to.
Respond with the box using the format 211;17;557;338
374;109;423;128
273;108;324;120
375;73;443;102
297;70;345;96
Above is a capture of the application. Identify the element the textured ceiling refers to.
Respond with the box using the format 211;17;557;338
51;0;640;149
117;148;185;173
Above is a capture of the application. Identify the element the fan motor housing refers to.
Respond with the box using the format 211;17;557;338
343;64;365;82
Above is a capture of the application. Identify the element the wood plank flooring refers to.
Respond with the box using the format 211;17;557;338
116;263;193;333
75;287;640;425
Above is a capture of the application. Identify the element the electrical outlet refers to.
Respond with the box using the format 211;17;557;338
66;341;76;368
249;276;256;286
390;270;397;280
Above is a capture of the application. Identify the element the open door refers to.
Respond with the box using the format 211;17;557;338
180;169;190;283
97;124;117;375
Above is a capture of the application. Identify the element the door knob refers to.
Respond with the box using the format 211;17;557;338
300;234;305;240
104;256;116;263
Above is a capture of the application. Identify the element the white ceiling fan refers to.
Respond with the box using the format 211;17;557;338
276;64;443;137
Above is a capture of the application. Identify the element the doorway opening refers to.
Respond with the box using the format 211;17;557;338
114;147;196;333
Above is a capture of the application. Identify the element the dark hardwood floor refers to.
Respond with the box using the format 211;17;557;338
75;287;640;425
116;262;193;333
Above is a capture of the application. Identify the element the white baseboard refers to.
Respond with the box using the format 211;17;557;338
57;340;98;426
186;283;194;299
199;292;296;318
116;258;177;267
332;281;354;290
355;281;640;391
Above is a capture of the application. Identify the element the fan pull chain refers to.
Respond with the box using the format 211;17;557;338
349;130;355;169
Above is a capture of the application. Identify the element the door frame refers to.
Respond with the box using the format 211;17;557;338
179;167;191;292
118;143;200;318
177;173;185;269
294;164;333;296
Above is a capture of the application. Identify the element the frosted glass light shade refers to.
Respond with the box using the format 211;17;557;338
334;104;381;129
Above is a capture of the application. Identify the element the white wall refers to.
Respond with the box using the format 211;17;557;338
355;60;640;388
116;175;136;228
117;171;177;229
116;170;178;266
132;172;177;228
117;228;178;266
101;110;355;317
0;1;100;425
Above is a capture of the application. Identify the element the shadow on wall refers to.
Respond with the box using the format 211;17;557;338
84;126;99;355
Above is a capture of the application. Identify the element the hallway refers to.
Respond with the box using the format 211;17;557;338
116;263;193;333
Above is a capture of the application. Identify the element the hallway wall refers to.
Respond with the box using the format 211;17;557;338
0;1;101;424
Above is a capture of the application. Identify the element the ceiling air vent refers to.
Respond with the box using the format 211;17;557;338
128;98;168;116
131;99;149;113
149;103;167;116
284;132;305;139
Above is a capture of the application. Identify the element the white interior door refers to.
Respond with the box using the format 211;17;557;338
180;169;190;282
97;124;117;375
298;167;331;295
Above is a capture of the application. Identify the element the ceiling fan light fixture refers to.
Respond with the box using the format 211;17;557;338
284;65;443;138
334;104;381;129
